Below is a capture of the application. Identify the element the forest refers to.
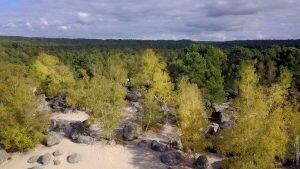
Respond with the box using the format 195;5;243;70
0;36;299;169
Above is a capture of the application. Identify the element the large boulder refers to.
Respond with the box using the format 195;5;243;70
67;153;81;164
46;132;63;147
123;123;141;141
151;140;169;152
160;151;182;166
0;149;8;164
193;155;209;169
38;153;51;165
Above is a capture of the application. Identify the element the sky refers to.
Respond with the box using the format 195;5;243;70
0;0;299;41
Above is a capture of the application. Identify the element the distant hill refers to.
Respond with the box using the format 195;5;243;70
0;36;300;49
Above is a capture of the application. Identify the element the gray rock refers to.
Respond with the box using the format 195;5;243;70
193;155;209;169
53;150;63;157
46;132;62;147
38;153;51;165
123;123;139;141
220;121;234;129
170;139;183;150
53;159;61;165
151;140;168;152
160;152;182;166
207;123;219;134
27;155;40;163
125;91;141;102
76;135;93;144
0;149;8;164
30;165;43;169
67;153;81;164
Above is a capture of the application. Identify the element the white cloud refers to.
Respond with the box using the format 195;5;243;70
58;25;68;31
25;22;32;28
39;18;49;29
3;22;17;28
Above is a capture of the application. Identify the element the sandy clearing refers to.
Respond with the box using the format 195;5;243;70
1;138;167;169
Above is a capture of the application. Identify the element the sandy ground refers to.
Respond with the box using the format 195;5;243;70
1;138;166;169
0;104;222;169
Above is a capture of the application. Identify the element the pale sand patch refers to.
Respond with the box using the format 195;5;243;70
51;110;89;122
1;138;166;169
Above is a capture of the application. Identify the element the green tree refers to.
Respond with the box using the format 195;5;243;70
170;44;227;103
0;63;49;151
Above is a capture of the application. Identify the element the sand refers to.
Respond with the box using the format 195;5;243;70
1;138;167;169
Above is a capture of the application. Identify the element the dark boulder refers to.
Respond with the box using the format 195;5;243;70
151;140;169;152
193;155;209;169
38;153;51;165
125;91;141;102
160;151;182;166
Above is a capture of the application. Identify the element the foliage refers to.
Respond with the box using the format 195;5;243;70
31;53;76;98
131;49;173;129
0;63;49;151
170;44;227;103
176;77;209;151
219;63;292;169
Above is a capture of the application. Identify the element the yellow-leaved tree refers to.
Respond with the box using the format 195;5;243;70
31;53;75;97
220;63;292;169
131;49;173;129
177;77;210;152
0;63;49;151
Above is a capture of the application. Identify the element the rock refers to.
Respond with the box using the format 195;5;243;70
125;91;141;102
76;135;93;144
151;140;168;152
193;155;209;169
53;150;63;157
67;153;81;164
207;123;219;134
170;139;183;150
69;121;90;139
48;95;68;110
53;159;61;165
0;149;8;164
27;155;40;163
219;121;233;129
30;165;43;169
38;153;51;165
123;123;139;141
46;132;63;146
160;151;182;166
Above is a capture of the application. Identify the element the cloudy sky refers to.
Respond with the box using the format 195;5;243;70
0;0;299;41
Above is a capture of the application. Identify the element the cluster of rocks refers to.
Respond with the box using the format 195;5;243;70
47;119;101;145
207;102;236;135
28;150;81;169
